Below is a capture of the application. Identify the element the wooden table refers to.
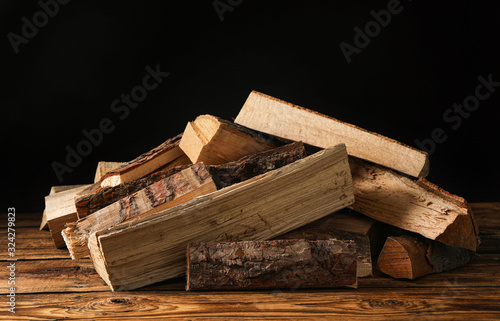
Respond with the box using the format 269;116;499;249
2;203;500;320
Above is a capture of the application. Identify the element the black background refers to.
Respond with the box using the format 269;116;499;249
1;0;499;213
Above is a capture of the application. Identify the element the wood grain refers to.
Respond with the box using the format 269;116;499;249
235;90;429;177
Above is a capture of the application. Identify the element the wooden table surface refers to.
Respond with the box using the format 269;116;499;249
1;203;499;320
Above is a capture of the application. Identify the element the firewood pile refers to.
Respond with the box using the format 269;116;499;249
41;91;479;291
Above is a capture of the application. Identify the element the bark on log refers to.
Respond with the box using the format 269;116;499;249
100;133;191;187
277;210;381;277
75;165;191;219
186;239;357;291
94;161;126;183
179;114;283;165
377;235;475;279
349;157;480;251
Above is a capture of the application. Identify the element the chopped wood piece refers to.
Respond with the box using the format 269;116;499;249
349;157;480;251
44;185;91;248
377;235;475;279
100;133;191;187
179;114;281;165
40;184;89;231
94;162;126;183
67;142;307;260
207;141;307;189
75;165;191;219
63;164;217;259
235;90;429;177
88;144;354;291
278;210;381;277
186;239;357;291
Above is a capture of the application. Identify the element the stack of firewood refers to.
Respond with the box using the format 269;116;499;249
41;91;479;291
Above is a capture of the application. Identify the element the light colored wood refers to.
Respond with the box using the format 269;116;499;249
179;114;279;165
94;161;126;183
88;144;354;291
100;133;191;187
235;90;429;177
44;184;91;248
40;185;89;230
63;164;218;259
278;211;381;277
349;157;480;251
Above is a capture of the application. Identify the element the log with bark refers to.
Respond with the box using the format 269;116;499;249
349;157;480;251
64;142;307;260
179;114;283;165
100;133;191;187
278;210;381;277
186;239;358;291
235;90;429;177
377;235;476;279
88;144;353;291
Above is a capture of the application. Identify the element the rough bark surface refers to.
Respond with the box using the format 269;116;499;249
75;164;191;218
208;141;306;188
277;210;380;277
187;239;357;291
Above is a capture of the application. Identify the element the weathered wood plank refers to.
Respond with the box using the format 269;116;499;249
11;288;500;320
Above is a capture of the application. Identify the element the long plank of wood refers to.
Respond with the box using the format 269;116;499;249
94;161;126;183
63;164;218;259
88;144;354;291
187;239;357;290
100;133;191;187
278;210;381;277
349;157;480;251
11;288;500;320
44;184;91;248
235;90;429;177
179;114;281;165
377;235;475;279
40;184;89;231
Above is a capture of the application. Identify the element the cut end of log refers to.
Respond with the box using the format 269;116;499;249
179;114;279;165
377;236;434;279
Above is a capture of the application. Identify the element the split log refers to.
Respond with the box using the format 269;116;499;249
63;164;217;259
66;142;307;260
100;133;191;187
94;162;126;183
40;185;89;231
75;165;191;219
44;184;91;248
377;235;475;279
278;210;381;277
350;157;480;251
88;144;354;291
179;114;282;165
186;239;357;291
235;90;429;177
